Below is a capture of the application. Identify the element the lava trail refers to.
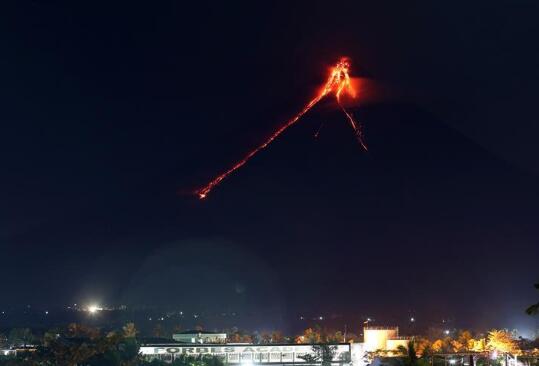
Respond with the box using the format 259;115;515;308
196;57;366;199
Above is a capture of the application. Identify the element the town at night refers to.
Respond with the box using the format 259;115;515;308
2;1;538;365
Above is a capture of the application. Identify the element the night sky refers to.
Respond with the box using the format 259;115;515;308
2;1;539;334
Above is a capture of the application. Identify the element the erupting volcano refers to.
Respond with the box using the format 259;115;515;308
197;57;367;199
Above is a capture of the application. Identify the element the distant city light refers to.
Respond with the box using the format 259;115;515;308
444;329;450;335
319;316;324;320
87;305;102;314
410;317;415;322
45;311;49;315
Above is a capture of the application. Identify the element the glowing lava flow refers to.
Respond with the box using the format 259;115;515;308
197;57;367;199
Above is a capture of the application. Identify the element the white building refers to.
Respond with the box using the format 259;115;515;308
143;327;411;365
140;343;353;364
363;327;410;353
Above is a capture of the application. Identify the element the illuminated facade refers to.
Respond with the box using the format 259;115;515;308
140;343;354;364
141;327;409;364
363;327;409;353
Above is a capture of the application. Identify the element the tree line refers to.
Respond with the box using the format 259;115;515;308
1;322;538;366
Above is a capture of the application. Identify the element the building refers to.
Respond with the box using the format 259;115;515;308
142;327;411;364
140;343;354;364
173;330;227;344
363;327;410;353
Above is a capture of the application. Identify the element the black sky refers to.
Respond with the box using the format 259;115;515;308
1;1;538;333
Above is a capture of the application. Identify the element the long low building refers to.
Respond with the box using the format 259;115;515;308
140;343;357;364
140;327;408;365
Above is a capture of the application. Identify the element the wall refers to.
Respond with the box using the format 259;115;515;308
364;328;398;352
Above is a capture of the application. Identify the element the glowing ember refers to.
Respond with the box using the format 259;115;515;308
197;57;367;199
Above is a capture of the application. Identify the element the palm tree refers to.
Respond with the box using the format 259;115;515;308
525;283;539;315
394;340;431;366
395;341;419;366
123;322;138;338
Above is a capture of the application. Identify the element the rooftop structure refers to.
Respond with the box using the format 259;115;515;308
172;330;227;344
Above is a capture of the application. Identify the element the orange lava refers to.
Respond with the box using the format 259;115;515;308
197;57;366;199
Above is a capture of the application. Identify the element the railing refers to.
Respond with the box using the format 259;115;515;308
364;326;399;330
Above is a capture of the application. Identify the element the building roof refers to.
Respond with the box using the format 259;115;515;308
175;330;226;335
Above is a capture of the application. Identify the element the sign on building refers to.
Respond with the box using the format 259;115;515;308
140;344;352;364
